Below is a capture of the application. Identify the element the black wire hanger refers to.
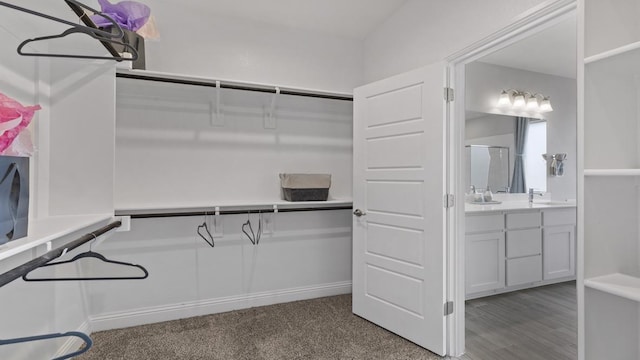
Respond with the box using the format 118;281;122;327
0;0;138;61
242;211;262;245
197;212;215;248
17;26;139;61
22;234;149;281
0;331;92;360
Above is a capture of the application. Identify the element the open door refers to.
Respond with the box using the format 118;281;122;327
352;62;448;356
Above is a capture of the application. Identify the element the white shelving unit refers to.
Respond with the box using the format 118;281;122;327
584;41;640;64
581;0;640;359
0;12;119;263
114;72;354;212
584;273;640;303
584;169;640;176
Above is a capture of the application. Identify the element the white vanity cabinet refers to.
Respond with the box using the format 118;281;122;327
543;209;576;281
466;206;576;299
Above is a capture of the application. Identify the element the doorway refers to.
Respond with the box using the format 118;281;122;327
447;0;578;358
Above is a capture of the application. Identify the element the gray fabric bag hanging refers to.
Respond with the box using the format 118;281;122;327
0;156;29;245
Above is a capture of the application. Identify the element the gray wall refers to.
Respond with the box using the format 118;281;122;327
363;0;551;82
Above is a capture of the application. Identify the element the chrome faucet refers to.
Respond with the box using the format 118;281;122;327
528;188;541;204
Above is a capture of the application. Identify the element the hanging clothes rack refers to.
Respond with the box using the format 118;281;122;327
116;71;354;101
0;221;122;288
117;205;353;219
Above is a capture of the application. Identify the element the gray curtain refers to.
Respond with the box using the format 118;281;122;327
510;117;529;193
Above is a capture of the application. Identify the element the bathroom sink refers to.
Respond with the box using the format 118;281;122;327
469;200;502;205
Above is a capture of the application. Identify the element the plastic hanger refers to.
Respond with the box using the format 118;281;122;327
0;0;138;61
242;212;262;245
0;0;121;39
22;241;149;281
197;212;215;248
17;26;139;61
0;331;92;360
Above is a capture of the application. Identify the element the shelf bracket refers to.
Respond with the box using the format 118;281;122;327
262;205;278;235
213;206;223;238
210;81;224;127
264;87;279;129
115;216;131;232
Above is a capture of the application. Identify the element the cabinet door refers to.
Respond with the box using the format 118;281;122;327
466;232;505;295
543;225;575;280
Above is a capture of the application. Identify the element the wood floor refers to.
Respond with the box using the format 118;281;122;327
457;281;577;360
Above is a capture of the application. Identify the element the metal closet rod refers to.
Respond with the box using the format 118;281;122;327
0;221;122;288
117;205;353;219
115;72;354;102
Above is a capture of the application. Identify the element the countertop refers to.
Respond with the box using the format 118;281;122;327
465;200;576;214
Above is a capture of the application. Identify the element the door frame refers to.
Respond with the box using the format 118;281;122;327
444;0;577;356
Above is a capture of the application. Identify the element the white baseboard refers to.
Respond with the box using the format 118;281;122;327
90;281;352;332
465;276;576;300
54;320;91;359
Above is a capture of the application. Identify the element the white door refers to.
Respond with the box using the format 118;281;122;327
352;63;448;356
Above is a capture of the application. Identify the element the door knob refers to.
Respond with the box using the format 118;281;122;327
353;209;366;217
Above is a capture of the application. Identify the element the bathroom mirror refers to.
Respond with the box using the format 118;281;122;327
465;112;547;193
465;145;510;193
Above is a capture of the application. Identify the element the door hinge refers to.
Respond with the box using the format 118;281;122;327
444;301;454;316
444;87;454;102
444;194;455;208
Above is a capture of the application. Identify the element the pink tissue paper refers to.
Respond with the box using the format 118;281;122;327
0;93;41;156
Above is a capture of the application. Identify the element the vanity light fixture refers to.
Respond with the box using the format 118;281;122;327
539;97;553;112
497;90;511;107
512;93;526;109
497;89;553;113
526;95;540;111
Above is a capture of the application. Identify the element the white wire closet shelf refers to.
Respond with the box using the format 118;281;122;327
584;40;640;64
116;69;354;100
115;199;353;217
584;273;640;303
0;214;113;262
584;44;640;78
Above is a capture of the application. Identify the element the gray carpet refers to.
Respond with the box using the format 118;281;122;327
78;295;441;360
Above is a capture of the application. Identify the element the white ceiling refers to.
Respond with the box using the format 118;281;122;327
177;0;407;40
478;14;577;79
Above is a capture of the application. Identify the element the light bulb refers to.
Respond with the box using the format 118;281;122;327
497;91;511;107
539;98;553;112
512;93;525;109
526;96;539;111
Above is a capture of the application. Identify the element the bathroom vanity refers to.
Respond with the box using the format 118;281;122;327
465;201;576;299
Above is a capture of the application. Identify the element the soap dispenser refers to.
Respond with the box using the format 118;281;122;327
483;187;493;202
